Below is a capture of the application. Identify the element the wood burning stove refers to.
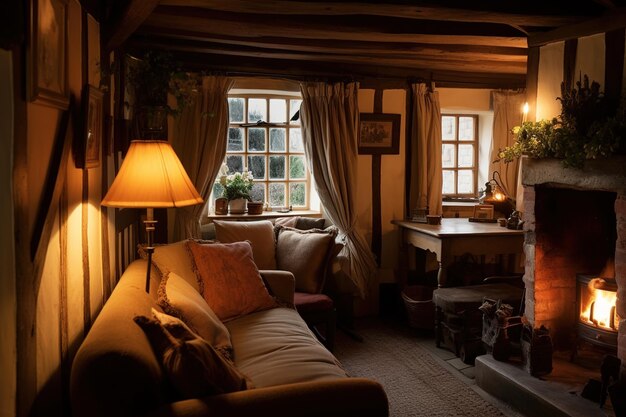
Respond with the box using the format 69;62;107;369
575;274;618;353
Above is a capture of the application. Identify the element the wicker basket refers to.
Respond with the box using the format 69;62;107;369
401;285;435;330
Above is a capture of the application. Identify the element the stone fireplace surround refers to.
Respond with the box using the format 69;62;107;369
522;156;626;373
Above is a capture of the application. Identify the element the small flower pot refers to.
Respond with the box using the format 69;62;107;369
247;201;264;215
228;198;247;214
214;198;228;215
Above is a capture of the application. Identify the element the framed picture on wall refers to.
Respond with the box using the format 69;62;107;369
358;113;400;155
28;0;69;109
76;85;104;169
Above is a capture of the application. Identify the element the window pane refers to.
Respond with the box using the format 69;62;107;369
442;144;456;168
459;117;474;141
289;99;302;124
247;155;266;180
289;128;303;152
290;183;306;207
250;183;266;203
457;170;474;194
248;98;266;123
228;98;244;123
269;128;286;152
248;128;266;152
269;155;285;179
442;170;455;194
269;183;285;207
289;155;306;179
458;144;474;167
226;155;244;174
227;128;244;152
442;116;456;140
269;99;287;123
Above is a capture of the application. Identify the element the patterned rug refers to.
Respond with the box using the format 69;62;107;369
333;319;508;417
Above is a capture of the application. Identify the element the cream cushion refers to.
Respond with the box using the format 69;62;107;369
157;272;233;359
139;239;208;292
213;220;277;270
226;307;347;388
276;227;338;293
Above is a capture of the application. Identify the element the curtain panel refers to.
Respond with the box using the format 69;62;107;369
299;81;377;299
490;90;525;200
171;76;234;240
408;83;443;216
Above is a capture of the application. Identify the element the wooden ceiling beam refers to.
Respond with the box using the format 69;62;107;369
134;28;528;58
144;11;528;48
104;0;160;52
528;7;626;46
158;0;587;28
129;38;526;74
162;51;526;88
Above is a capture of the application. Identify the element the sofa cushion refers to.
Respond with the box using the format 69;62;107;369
226;307;347;388
187;240;279;322
134;309;250;400
276;226;338;294
296;217;326;230
213;220;276;270
138;239;213;292
157;271;233;359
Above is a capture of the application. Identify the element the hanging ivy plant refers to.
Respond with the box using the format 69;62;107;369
496;75;626;168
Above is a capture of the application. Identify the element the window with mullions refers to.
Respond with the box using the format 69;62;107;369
212;95;308;209
441;114;479;198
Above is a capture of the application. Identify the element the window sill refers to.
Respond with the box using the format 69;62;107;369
442;201;478;207
205;210;322;222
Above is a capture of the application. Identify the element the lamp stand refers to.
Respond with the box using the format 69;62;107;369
144;208;157;293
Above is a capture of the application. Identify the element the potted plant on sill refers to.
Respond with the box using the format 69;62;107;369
496;75;626;169
218;164;255;214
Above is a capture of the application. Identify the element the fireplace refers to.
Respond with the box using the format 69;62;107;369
521;156;626;374
576;274;618;353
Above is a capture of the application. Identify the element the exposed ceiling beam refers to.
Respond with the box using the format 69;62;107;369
144;11;528;48
104;0;160;52
133;29;528;58
129;39;526;74
158;0;587;28
528;7;626;46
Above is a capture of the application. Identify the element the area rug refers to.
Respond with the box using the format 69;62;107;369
333;320;506;417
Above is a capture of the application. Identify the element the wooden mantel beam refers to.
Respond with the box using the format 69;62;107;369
104;0;160;52
159;0;588;28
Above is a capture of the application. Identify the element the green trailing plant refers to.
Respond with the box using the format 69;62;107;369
495;75;626;168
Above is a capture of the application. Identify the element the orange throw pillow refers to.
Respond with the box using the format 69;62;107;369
187;241;278;322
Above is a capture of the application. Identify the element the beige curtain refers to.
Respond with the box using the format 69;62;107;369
299;82;377;299
409;83;442;215
490;90;525;199
171;75;234;240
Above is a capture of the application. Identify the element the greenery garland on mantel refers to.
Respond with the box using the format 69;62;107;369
496;75;626;168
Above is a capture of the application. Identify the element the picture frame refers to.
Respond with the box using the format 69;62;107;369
77;85;104;169
358;113;400;155
28;0;69;109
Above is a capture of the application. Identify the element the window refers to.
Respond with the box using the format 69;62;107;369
211;94;308;209
441;114;479;198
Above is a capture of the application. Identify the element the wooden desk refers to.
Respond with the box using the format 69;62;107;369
392;218;524;287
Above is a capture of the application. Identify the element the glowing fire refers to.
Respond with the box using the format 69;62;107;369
580;278;617;331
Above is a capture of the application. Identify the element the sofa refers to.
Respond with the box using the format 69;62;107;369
70;237;388;417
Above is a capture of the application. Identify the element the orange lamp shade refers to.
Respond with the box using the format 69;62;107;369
101;140;203;208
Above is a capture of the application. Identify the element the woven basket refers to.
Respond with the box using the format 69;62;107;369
401;285;435;330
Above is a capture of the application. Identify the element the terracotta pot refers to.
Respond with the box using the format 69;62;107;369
247;201;263;215
228;198;247;214
214;197;228;215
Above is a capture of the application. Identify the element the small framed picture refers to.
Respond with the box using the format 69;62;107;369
473;204;495;220
76;85;104;169
358;113;400;155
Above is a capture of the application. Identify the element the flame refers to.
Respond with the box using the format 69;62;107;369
580;278;617;330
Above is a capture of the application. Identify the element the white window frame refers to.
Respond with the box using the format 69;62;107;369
441;114;479;199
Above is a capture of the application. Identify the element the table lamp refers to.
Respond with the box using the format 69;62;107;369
101;140;203;293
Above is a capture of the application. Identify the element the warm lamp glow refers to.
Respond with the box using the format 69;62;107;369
101;140;203;208
522;102;529;123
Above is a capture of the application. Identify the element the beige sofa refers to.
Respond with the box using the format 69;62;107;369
70;259;388;417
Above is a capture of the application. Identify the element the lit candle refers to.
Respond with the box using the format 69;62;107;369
522;102;529;123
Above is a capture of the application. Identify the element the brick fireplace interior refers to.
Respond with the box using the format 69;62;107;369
522;157;626;374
